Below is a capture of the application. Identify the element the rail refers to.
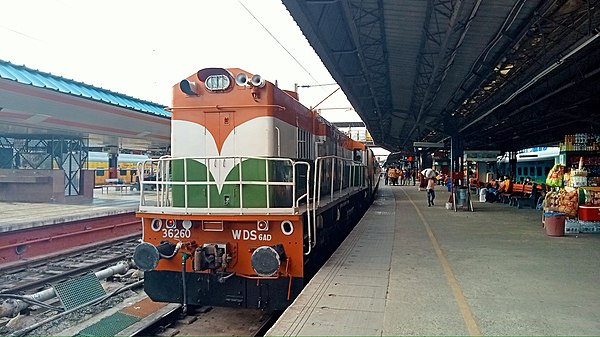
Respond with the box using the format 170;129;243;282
309;155;366;253
138;156;310;215
137;154;365;255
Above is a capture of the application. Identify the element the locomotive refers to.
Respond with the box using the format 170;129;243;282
133;67;380;311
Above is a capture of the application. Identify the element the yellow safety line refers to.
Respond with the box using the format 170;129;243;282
403;189;482;336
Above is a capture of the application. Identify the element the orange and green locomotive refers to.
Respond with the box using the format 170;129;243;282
133;67;380;310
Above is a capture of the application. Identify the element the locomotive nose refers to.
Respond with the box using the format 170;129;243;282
251;244;286;277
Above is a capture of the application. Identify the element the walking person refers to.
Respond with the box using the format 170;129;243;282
384;167;390;185
427;177;436;207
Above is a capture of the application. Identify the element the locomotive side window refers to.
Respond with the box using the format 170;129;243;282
96;169;104;177
297;128;311;159
353;148;362;162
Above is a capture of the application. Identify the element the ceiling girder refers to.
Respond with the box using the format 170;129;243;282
283;0;600;152
401;0;483;148
455;1;598;127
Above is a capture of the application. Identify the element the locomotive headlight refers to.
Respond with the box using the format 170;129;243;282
281;220;294;236
251;244;285;277
151;218;163;232
182;219;193;230
205;74;231;91
257;220;269;231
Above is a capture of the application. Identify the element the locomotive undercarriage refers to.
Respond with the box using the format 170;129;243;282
144;270;304;310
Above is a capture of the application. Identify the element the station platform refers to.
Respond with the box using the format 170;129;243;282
0;188;140;233
267;184;600;336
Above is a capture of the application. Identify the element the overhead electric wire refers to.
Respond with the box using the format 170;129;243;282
297;83;338;88
0;25;44;42
237;0;322;86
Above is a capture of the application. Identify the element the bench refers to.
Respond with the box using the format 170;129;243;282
499;183;523;204
512;184;542;209
97;184;136;194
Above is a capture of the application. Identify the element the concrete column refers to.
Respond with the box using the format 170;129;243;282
108;153;118;179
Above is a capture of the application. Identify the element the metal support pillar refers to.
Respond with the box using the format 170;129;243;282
508;151;517;180
0;135;88;196
107;146;119;180
108;153;118;179
450;135;465;186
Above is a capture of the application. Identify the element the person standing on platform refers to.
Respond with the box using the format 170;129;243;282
427;177;436;206
384;167;390;185
387;166;398;185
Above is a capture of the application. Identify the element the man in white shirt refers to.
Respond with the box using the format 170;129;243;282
426;178;436;207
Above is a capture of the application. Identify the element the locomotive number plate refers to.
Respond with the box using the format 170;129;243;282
162;228;192;239
231;229;272;241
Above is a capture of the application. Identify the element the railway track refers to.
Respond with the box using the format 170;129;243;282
130;305;280;337
0;213;281;336
0;235;140;295
0;226;142;336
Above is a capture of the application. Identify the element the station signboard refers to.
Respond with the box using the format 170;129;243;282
464;150;500;162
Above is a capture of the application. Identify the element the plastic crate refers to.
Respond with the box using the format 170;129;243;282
578;205;600;221
564;219;580;234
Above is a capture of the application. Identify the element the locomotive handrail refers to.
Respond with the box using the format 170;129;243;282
138;155;306;215
165;104;286;111
292;161;312;255
312;155;367;249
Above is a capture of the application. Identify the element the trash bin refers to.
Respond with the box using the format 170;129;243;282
457;186;468;206
544;212;566;237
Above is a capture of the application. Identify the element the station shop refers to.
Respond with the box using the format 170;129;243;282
442;133;600;235
542;133;600;234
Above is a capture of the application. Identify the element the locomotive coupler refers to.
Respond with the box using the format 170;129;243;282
193;243;230;273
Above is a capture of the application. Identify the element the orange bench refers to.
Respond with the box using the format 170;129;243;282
512;184;542;208
499;183;523;204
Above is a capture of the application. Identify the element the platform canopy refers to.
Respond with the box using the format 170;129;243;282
283;0;600;152
0;60;170;153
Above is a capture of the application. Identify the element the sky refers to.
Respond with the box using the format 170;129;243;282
1;0;389;157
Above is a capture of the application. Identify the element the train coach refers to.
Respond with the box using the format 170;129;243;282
87;152;149;186
133;67;380;311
